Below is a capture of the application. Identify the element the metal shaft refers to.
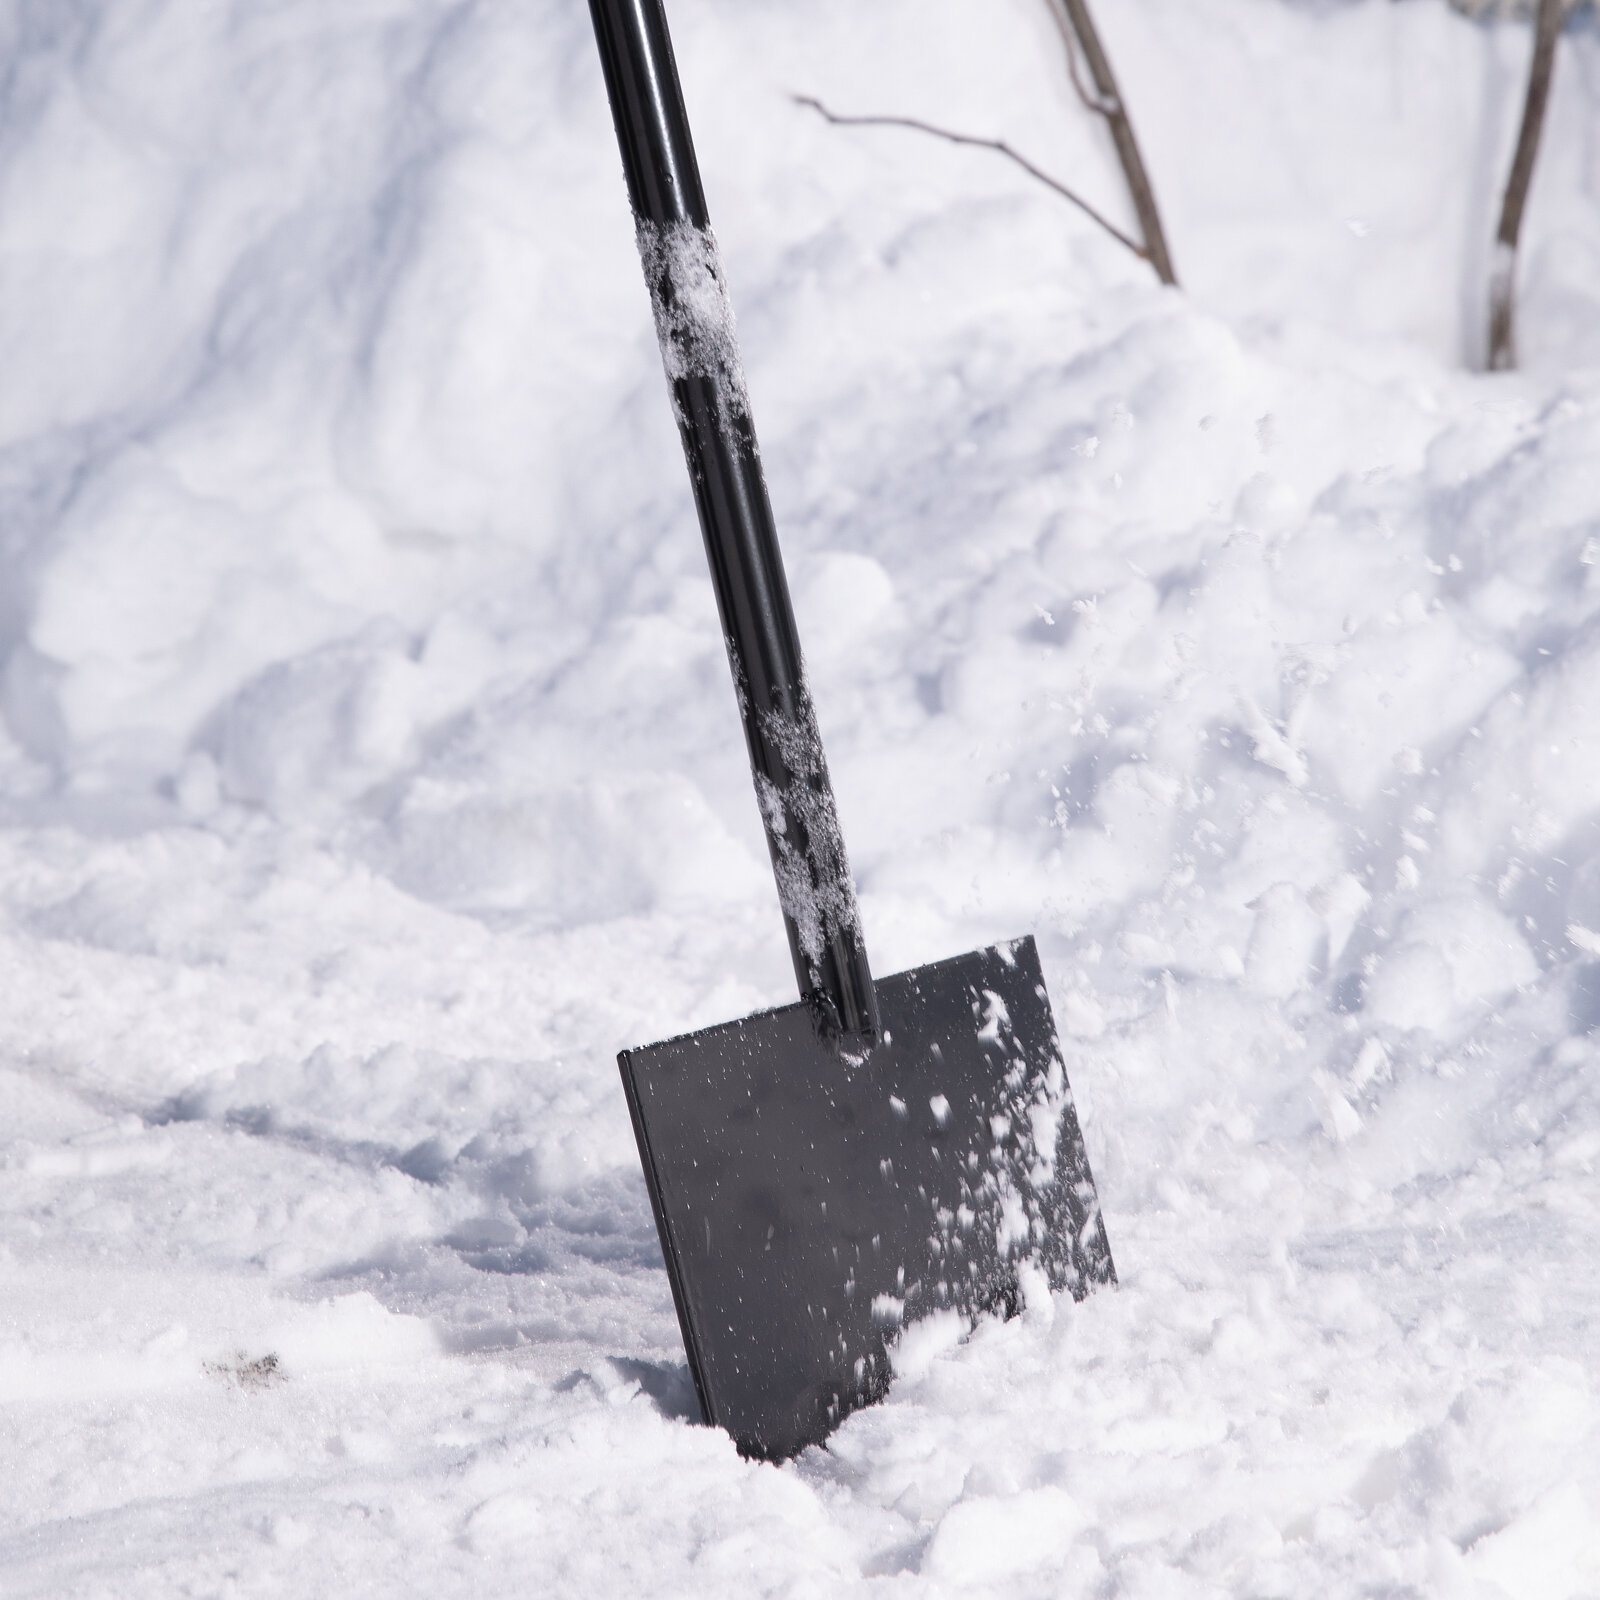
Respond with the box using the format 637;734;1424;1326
588;0;879;1047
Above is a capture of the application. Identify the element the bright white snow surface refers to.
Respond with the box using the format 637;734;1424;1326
3;0;1600;1593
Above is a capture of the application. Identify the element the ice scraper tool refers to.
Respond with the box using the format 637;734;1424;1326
588;0;1115;1460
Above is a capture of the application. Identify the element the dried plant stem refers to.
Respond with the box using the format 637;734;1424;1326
793;95;1152;270
1048;0;1177;286
1488;0;1565;371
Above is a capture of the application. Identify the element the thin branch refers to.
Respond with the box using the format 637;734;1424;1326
1057;13;1118;119
1488;0;1566;371
793;94;1151;270
1046;0;1177;287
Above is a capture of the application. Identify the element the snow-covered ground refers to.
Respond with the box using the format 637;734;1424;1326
3;0;1600;1592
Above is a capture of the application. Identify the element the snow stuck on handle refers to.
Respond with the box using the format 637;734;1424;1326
754;694;864;975
635;218;751;422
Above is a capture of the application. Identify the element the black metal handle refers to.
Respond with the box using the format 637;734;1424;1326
588;0;880;1049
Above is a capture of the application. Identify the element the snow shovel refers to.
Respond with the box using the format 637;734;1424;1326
588;0;1115;1462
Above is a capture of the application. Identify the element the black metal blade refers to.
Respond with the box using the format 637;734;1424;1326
619;935;1114;1461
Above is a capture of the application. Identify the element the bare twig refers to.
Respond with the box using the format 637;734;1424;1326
793;94;1151;269
1046;0;1177;287
1487;0;1566;370
1057;17;1118;118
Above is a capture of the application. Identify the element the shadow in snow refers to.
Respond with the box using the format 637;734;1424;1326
605;1356;700;1422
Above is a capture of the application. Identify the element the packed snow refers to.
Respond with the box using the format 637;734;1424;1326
3;0;1600;1593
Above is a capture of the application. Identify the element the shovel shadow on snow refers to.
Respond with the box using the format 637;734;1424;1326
152;1091;687;1382
591;1356;700;1422
150;1096;664;1268
150;1095;435;1181
310;1166;680;1367
541;1357;700;1422
312;1167;666;1291
1567;963;1600;1033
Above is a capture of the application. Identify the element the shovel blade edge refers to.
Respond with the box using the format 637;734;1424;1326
619;934;1114;1461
